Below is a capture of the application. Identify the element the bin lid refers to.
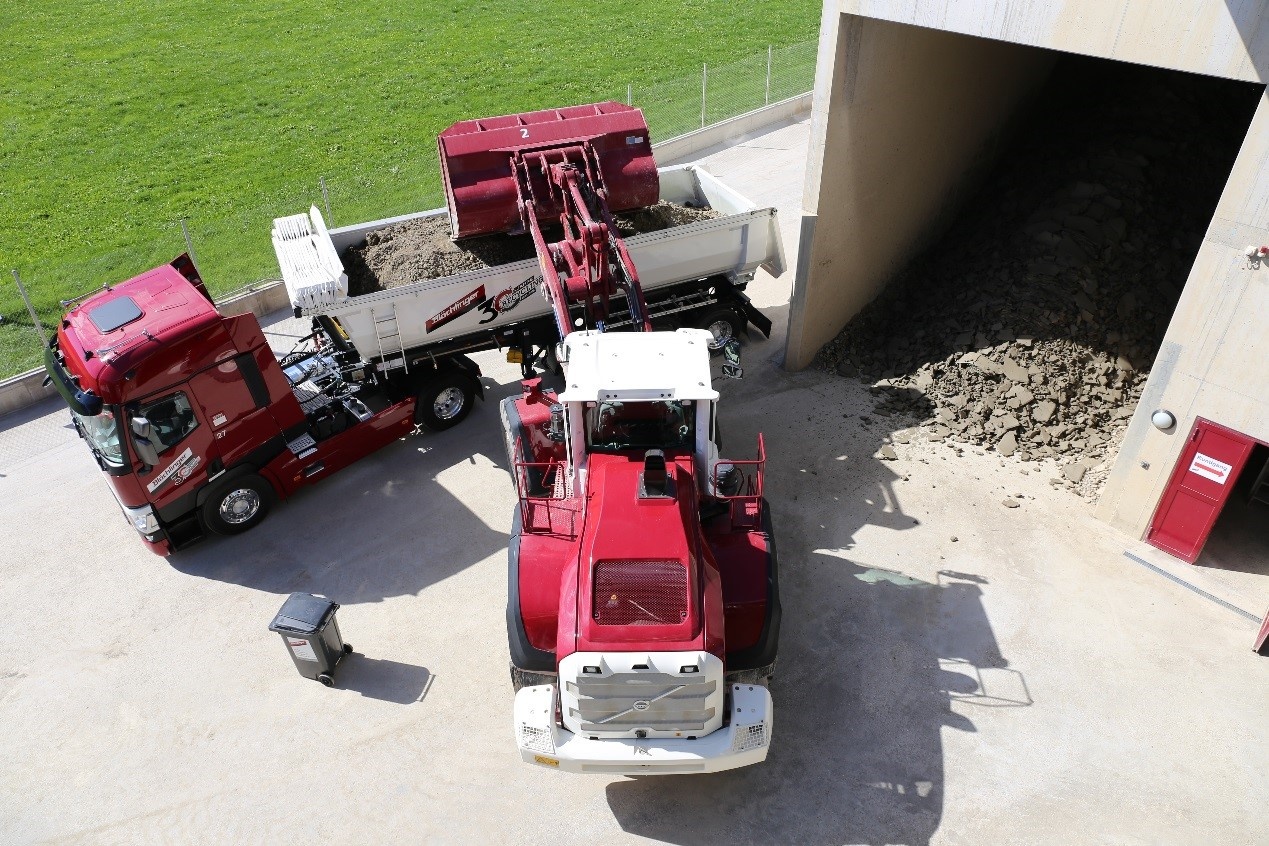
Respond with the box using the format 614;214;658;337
269;592;339;635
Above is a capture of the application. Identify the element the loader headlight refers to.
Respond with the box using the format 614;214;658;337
123;503;160;536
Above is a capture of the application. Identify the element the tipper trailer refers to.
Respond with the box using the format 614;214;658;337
42;104;784;559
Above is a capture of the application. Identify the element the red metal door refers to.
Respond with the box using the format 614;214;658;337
1147;419;1255;563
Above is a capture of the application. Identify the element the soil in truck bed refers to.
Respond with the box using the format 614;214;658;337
343;201;719;296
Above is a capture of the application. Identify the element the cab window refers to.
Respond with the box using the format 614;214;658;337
586;400;695;453
138;392;199;453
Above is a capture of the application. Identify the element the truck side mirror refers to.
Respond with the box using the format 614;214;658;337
130;417;161;467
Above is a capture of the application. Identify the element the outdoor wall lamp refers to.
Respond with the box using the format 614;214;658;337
1151;409;1176;430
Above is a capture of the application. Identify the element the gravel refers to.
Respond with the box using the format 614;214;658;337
342;201;719;297
814;57;1259;498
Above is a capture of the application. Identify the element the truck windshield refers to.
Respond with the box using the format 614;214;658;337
72;406;125;469
587;400;695;453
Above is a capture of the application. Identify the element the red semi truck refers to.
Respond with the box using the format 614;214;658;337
43;104;784;557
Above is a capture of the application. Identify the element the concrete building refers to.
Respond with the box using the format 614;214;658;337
787;1;1269;565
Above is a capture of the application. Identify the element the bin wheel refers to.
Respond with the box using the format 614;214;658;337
317;673;334;687
343;643;354;654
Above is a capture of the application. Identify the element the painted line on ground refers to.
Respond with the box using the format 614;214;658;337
1123;550;1261;624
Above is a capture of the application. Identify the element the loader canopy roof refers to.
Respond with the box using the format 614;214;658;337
558;329;718;403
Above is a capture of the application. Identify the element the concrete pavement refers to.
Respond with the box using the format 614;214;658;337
2;118;1266;846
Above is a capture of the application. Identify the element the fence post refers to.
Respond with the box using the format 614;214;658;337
766;45;772;105
320;176;333;224
627;83;632;106
180;218;198;269
700;63;707;129
11;269;48;346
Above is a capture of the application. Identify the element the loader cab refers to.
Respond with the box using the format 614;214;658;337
556;329;721;493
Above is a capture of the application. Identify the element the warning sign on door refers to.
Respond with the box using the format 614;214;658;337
1189;452;1233;484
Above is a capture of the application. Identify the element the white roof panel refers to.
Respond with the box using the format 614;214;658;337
558;329;719;402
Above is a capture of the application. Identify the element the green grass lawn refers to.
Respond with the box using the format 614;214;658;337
0;1;819;376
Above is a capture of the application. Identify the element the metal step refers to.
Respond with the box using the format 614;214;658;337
287;433;317;459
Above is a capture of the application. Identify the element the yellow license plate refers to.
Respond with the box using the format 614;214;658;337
506;349;524;364
533;755;559;767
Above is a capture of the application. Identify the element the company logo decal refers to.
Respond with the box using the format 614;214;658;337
146;447;195;493
632;700;650;711
426;286;486;333
492;276;540;314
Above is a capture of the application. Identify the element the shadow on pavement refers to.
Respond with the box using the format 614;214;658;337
168;383;523;604
335;655;433;705
607;560;1023;846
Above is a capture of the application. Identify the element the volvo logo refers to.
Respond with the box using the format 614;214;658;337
632;700;651;711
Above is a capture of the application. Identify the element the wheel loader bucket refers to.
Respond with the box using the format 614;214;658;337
438;101;659;239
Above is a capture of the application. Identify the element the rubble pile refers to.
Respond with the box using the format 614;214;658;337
816;59;1260;494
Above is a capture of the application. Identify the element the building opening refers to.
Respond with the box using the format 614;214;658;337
816;53;1262;498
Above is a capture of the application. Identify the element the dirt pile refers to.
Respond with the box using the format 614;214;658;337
343;202;718;297
816;59;1260;495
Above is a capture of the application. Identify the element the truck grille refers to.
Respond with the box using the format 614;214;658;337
565;672;718;733
592;559;688;626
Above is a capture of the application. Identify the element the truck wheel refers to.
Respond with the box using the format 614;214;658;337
415;373;475;432
201;474;275;536
696;306;744;354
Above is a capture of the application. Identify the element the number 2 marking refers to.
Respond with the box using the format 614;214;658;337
520;128;529;138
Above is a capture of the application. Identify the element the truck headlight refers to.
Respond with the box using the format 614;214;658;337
123;503;160;536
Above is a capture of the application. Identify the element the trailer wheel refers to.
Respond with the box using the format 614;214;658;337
696;306;744;354
415;373;475;432
201;474;275;536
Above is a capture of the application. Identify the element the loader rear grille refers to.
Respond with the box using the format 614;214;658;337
592;560;688;626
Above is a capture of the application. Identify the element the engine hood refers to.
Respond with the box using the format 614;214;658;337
571;452;716;653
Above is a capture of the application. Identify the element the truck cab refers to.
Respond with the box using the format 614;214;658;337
44;255;478;554
502;329;779;774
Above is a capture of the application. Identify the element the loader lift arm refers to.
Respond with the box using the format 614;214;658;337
511;144;653;339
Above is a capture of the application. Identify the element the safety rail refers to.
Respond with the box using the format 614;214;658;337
513;438;580;537
711;433;766;529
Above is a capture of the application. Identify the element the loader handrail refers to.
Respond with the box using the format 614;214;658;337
711;433;767;529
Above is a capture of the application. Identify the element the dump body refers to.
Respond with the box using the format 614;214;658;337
273;165;785;361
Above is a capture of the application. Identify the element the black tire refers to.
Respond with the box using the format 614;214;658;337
695;306;744;355
317;673;334;687
414;372;475;432
200;473;275;536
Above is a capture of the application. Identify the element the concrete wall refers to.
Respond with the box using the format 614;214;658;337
784;15;1055;369
1096;92;1269;535
832;0;1269;83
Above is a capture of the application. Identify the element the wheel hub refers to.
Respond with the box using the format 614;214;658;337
433;387;466;420
220;488;261;524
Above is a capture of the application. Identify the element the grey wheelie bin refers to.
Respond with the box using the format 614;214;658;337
269;593;352;686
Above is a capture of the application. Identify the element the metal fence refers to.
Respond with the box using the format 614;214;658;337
1;40;817;380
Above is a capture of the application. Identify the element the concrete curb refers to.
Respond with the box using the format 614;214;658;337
653;93;813;163
1;94;812;421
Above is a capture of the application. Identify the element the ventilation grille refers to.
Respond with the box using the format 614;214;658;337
731;723;767;753
592;560;688;626
518;724;554;754
566;673;718;733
